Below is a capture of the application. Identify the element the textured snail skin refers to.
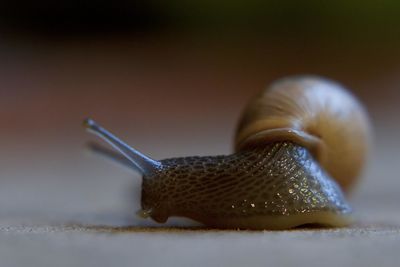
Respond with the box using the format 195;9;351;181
235;76;371;191
140;141;352;230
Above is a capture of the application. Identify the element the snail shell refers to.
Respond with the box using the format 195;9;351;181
84;76;371;230
235;76;371;191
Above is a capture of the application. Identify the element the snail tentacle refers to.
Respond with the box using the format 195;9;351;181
86;142;141;172
83;118;162;176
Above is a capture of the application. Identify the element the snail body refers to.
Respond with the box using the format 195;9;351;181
84;76;371;230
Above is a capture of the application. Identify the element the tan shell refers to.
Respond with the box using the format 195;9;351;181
235;76;371;191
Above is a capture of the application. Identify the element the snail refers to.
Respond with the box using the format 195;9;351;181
83;76;371;230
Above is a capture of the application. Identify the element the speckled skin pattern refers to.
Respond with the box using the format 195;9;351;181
141;141;351;228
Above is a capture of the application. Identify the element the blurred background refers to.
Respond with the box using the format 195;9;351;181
0;0;399;228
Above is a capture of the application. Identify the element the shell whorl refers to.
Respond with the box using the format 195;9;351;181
235;76;371;191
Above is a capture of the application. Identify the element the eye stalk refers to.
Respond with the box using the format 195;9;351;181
83;118;162;177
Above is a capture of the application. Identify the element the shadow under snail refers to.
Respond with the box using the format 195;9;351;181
83;76;371;230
